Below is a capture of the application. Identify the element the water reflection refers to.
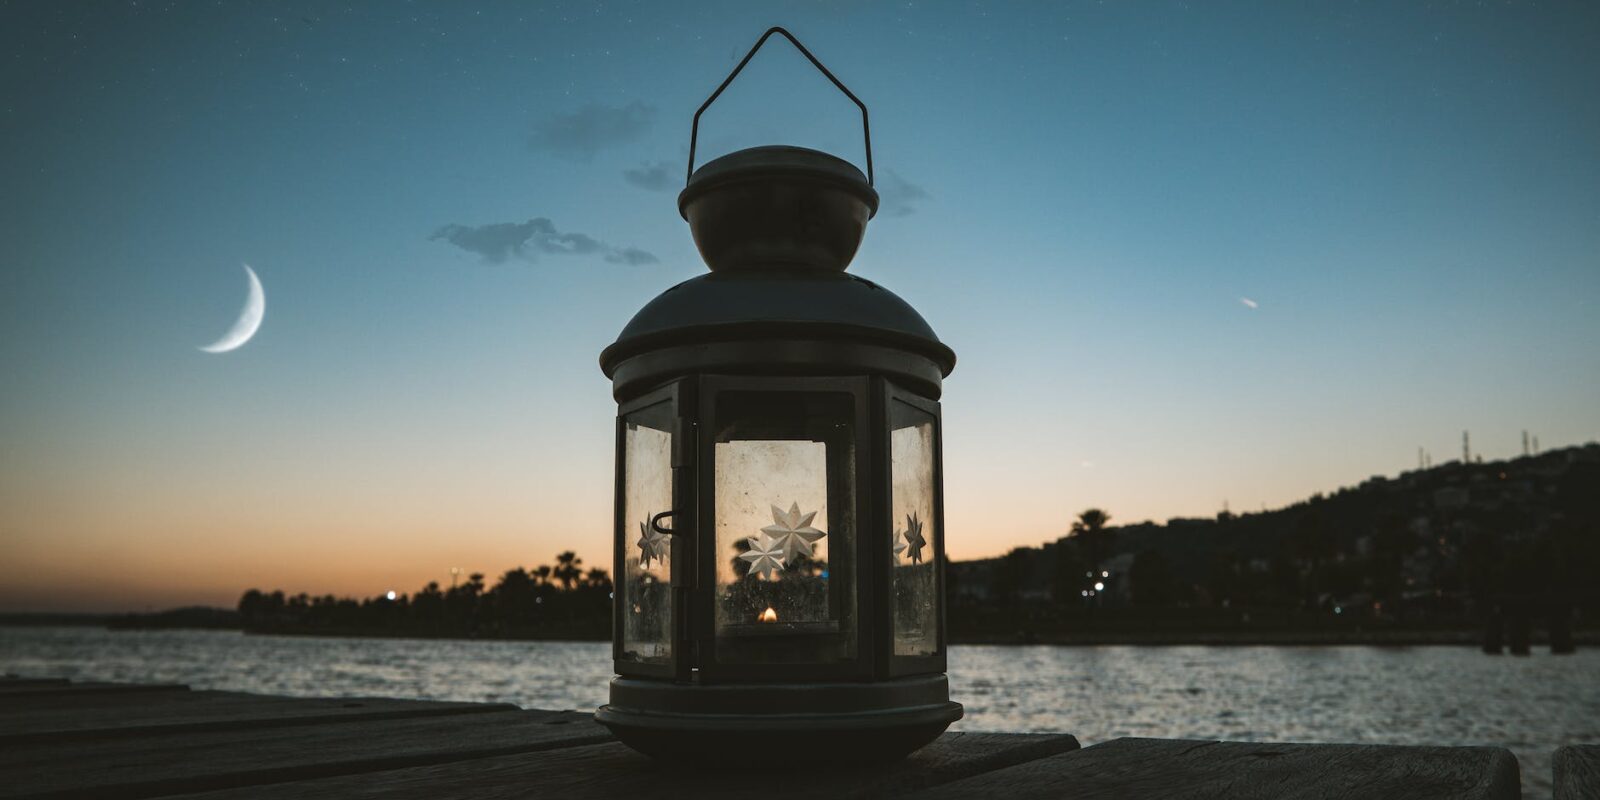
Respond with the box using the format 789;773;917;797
949;644;1600;796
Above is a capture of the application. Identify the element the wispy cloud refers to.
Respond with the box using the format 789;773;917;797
622;160;678;192
876;168;930;217
606;247;659;266
530;102;656;161
430;218;658;265
1239;297;1259;309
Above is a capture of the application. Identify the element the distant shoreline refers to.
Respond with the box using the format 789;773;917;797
952;629;1600;647
4;615;1594;649
233;627;1595;648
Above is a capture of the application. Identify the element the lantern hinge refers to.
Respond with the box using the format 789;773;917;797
672;419;696;468
670;418;697;593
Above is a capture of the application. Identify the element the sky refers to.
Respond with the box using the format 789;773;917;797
2;1;1597;612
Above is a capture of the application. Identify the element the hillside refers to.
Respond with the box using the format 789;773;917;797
950;443;1600;636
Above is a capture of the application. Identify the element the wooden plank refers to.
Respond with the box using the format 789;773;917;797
1555;745;1600;800
180;731;1080;800
0;709;611;799
0;681;189;699
904;738;1521;800
0;687;246;715
0;690;519;744
0;677;69;688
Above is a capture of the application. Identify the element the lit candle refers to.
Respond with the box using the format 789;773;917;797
759;607;778;623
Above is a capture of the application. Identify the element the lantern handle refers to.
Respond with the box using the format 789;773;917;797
649;510;677;536
686;26;873;187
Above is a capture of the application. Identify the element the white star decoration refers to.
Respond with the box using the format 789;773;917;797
739;533;787;580
761;502;827;562
892;528;909;562
637;519;668;568
901;512;927;564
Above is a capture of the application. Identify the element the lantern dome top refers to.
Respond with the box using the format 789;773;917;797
601;267;952;373
599;266;955;402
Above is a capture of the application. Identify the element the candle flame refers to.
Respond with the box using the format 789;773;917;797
759;607;778;623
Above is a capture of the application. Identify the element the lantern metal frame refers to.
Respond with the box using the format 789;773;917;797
877;381;949;678
693;373;876;683
611;380;692;681
610;374;951;683
596;25;960;764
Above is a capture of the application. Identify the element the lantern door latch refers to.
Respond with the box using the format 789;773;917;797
667;417;697;589
649;510;676;536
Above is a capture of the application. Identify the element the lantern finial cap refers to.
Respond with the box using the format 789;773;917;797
679;145;878;272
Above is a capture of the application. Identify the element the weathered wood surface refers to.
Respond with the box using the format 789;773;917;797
0;689;517;744
0;677;68;688
1;705;607;798
0;691;524;745
182;731;1080;800
0;680;188;698
0;677;1565;800
1556;745;1600;800
910;737;1521;800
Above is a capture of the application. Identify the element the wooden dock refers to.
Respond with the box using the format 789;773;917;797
1;676;1586;799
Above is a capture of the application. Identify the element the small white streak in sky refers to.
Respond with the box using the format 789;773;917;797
1239;297;1259;309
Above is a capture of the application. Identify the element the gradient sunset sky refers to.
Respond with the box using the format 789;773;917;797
3;1;1597;612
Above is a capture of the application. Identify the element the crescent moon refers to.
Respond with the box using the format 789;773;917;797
199;264;265;353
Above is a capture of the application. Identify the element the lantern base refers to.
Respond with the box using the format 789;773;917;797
596;674;963;765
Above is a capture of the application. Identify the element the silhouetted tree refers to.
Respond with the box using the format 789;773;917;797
1069;508;1113;572
554;551;583;590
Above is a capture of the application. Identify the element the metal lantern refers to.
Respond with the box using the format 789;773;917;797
595;28;961;764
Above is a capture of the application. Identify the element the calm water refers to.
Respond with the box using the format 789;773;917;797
4;627;1595;796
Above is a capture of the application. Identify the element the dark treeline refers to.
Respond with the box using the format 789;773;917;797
239;551;611;639
953;445;1600;642
236;445;1600;644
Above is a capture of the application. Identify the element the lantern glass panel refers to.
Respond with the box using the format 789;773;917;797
890;399;939;657
712;391;858;663
620;400;674;664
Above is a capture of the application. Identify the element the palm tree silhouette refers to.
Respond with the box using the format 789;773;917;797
1070;508;1113;574
554;551;583;590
